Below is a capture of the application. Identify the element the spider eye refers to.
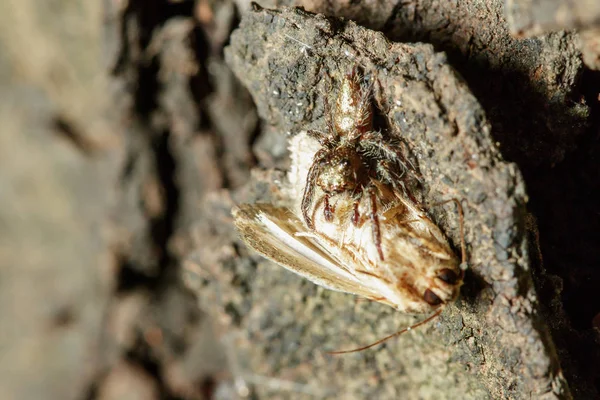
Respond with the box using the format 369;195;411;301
423;289;443;306
437;268;459;284
339;159;351;168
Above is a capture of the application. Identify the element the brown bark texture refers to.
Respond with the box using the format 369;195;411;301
505;0;600;70
1;0;599;399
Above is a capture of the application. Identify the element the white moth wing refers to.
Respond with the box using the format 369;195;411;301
232;203;382;299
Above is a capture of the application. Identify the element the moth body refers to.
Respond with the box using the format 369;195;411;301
232;67;464;318
233;131;463;315
303;178;462;314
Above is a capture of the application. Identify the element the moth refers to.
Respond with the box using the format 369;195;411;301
232;67;465;352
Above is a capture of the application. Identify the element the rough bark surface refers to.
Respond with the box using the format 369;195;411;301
505;0;600;34
505;0;600;70
1;0;599;399
189;5;559;399
0;2;118;399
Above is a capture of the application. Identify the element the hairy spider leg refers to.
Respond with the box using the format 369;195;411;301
351;198;360;225
360;131;414;174
301;147;331;229
307;71;339;145
359;131;424;202
323;92;338;141
323;194;335;222
375;160;405;186
306;129;332;148
306;108;338;147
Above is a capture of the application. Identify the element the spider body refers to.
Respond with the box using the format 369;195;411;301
313;146;367;222
315;148;364;194
301;68;415;260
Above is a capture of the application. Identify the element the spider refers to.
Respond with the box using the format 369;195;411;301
301;67;418;260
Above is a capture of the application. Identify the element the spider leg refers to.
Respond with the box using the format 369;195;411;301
360;131;412;168
323;194;335;222
307;129;338;150
345;182;366;227
306;129;325;141
367;184;384;261
301;148;329;229
360;131;421;189
375;160;405;187
351;198;360;226
323;93;337;139
307;90;338;146
309;71;338;145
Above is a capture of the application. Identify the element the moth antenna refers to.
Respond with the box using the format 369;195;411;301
326;309;443;355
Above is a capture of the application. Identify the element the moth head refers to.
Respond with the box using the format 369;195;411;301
376;231;464;314
370;264;463;314
419;265;463;311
